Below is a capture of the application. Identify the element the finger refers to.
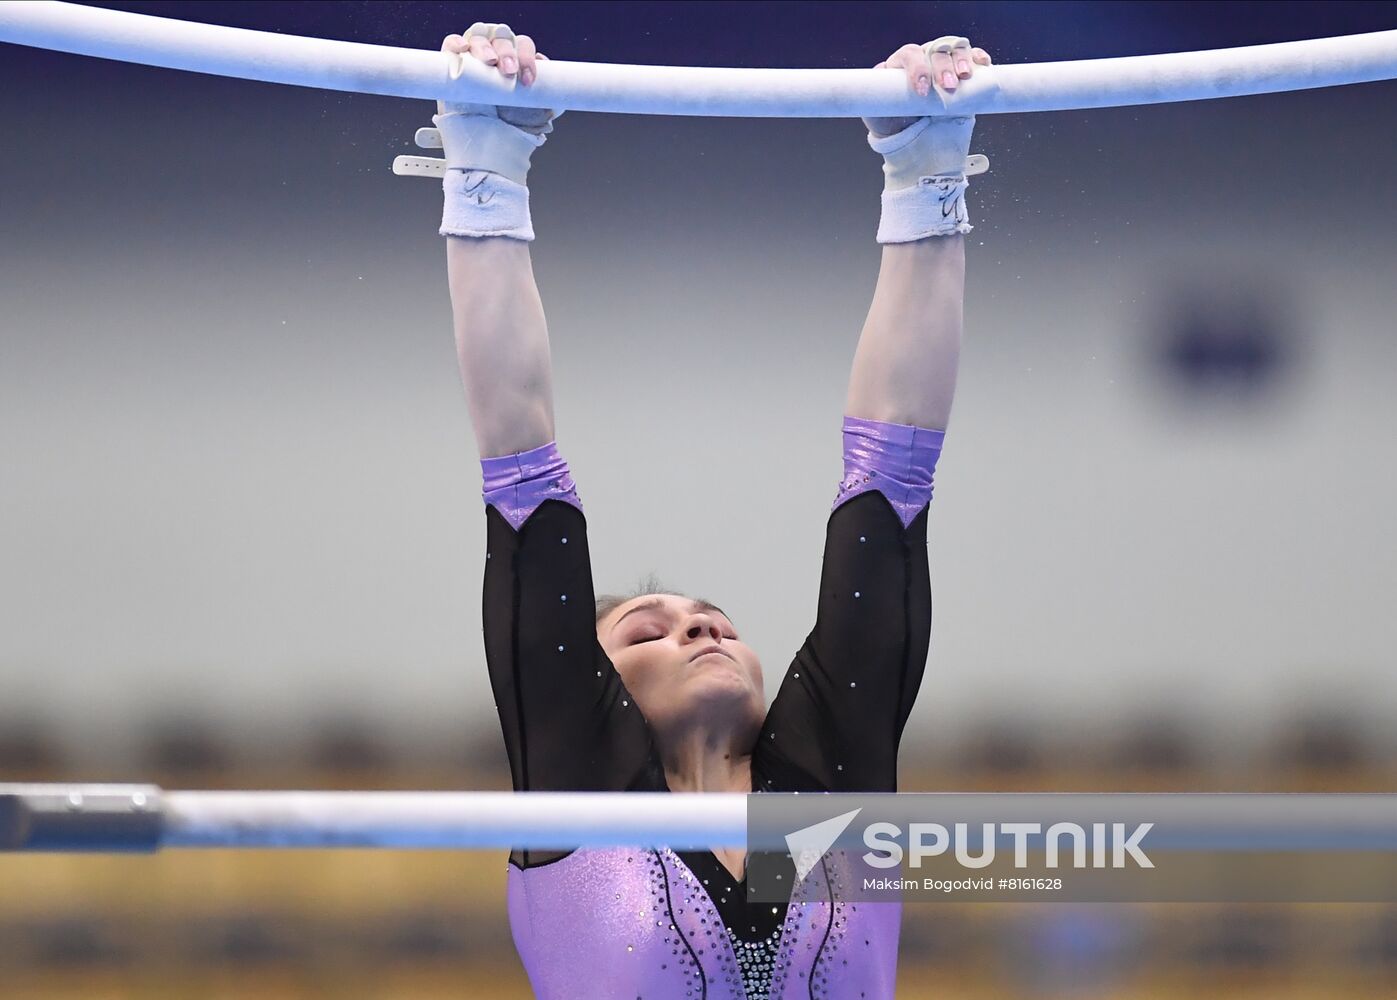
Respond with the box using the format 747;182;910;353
491;35;518;76
888;43;930;97
516;34;538;85
466;33;498;66
440;33;466;55
952;39;974;78
929;49;956;91
971;47;992;66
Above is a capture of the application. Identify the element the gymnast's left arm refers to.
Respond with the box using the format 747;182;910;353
753;39;993;794
844;38;992;430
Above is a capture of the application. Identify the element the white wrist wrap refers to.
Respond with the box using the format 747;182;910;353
432;112;546;241
869;115;979;242
441;169;534;241
876;175;971;242
395;102;553;242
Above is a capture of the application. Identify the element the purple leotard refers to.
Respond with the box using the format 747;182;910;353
479;416;942;999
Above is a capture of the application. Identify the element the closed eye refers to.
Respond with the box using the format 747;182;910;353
632;632;738;644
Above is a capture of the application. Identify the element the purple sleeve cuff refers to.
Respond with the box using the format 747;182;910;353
481;440;584;531
832;415;944;529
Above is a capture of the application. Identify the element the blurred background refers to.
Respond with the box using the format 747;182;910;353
2;0;1395;996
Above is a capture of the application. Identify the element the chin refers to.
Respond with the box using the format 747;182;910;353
684;660;757;700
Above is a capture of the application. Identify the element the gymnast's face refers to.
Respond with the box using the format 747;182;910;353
598;594;765;747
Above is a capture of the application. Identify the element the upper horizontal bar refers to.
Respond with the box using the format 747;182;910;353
1;2;1396;117
5;784;1397;853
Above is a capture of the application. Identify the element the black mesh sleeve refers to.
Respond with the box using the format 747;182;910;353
482;499;665;811
753;490;933;793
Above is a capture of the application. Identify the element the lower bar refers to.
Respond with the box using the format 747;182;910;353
4;785;1397;853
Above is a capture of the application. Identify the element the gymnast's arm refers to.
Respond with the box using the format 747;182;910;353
844;229;963;429
756;39;990;794
440;29;554;458
448;236;555;457
438;28;659;808
846;39;991;429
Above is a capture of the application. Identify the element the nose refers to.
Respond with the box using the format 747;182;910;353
684;615;723;643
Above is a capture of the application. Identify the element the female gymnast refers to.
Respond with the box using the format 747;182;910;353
434;22;990;999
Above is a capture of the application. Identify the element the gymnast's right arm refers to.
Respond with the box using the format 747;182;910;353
437;27;660;804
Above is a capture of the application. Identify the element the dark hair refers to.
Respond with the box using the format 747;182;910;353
594;571;679;626
595;572;729;629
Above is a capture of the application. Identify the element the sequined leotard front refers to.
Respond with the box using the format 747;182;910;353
480;416;943;999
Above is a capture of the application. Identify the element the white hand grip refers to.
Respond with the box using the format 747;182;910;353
392;154;447;178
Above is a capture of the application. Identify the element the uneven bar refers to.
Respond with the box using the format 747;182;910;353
4;785;1397;853
0;783;164;852
1;2;1395;117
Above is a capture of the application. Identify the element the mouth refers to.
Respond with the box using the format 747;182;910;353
689;645;735;664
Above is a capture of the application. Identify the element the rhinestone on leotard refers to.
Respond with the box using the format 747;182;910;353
727;923;783;999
